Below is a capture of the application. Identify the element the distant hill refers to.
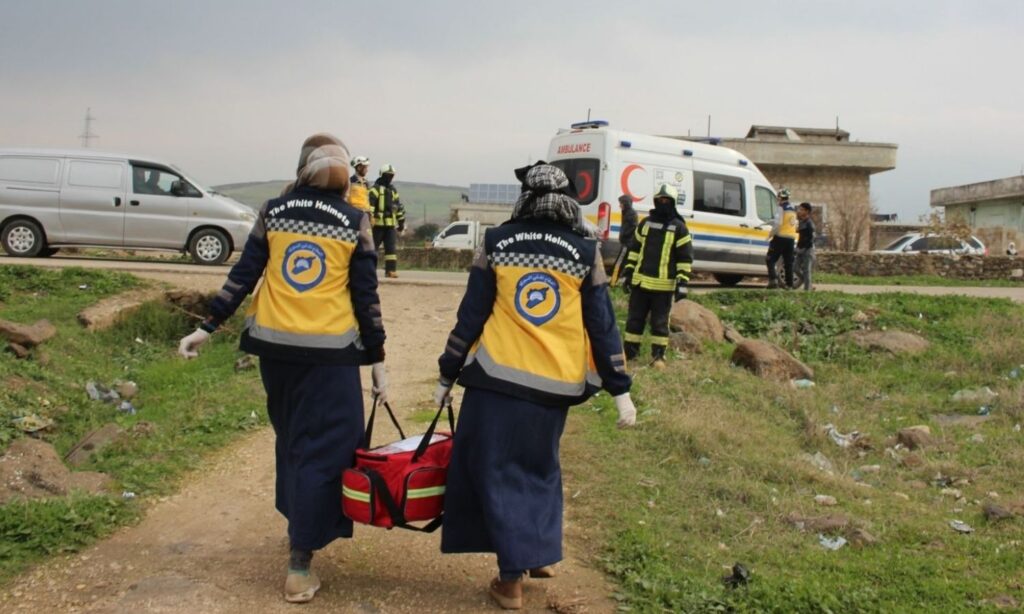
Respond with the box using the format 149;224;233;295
213;180;468;227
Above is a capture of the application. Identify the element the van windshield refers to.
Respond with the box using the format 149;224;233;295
549;158;600;205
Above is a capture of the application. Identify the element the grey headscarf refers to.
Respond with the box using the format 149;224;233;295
280;132;350;196
511;163;584;234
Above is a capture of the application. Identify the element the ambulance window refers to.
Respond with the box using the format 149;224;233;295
755;186;776;221
694;172;745;217
549;158;600;205
443;224;468;237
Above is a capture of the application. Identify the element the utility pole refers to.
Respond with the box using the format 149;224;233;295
79;108;98;148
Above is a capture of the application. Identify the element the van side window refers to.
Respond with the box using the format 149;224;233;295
68;160;124;189
444;224;469;237
694;172;745;217
0;157;60;185
132;165;200;197
755;186;776;222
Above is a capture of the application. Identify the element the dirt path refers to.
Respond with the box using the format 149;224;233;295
0;281;615;613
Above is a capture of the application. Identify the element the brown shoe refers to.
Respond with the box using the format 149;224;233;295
528;565;555;578
489;577;522;610
385;271;399;279
284;570;320;603
652;358;667;371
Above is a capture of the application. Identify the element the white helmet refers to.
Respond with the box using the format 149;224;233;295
351;155;370;168
379;163;396;176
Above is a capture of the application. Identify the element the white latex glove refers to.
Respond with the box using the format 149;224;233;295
178;329;210;359
614;393;637;429
434;381;453;407
371;362;388;403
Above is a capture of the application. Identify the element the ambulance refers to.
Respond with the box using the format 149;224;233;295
547;121;778;286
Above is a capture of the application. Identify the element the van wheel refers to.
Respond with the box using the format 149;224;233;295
1;219;46;257
713;273;744;286
189;228;230;265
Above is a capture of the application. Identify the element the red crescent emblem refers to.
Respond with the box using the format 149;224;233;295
576;171;593;201
620;164;646;202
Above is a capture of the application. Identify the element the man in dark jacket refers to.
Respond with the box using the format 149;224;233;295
618;194;638;248
368;164;406;278
621;183;693;369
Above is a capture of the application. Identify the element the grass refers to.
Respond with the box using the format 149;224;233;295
0;266;262;581
816;273;1023;288
565;289;1024;612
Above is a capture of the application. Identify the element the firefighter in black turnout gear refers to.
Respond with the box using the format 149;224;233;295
621;183;693;369
368;164;406;278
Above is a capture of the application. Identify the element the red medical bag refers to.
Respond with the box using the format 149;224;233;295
342;398;454;531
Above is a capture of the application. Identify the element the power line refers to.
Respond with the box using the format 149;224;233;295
79;108;98;148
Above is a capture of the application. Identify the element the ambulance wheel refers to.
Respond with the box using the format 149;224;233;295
713;273;744;287
188;228;231;265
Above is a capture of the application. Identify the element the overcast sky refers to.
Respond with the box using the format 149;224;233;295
2;0;1021;220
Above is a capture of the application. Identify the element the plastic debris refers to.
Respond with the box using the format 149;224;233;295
1015;424;1022;433
1009;367;1021;379
117;401;137;416
78;284;89;290
978;405;992;416
792;378;815;389
952;386;998;404
801;451;835;474
814;494;838;506
818;535;847;550
824;424;862;448
85;381;121;404
722;563;750;588
697;456;711;468
121;491;136;500
12;414;54;433
949;520;974;534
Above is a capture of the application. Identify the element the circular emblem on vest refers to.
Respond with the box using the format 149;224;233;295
514;272;561;326
282;241;327;293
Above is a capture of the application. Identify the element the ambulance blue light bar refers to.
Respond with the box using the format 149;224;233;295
570;120;609;129
739;159;749;166
619;140;632;148
682;149;694;157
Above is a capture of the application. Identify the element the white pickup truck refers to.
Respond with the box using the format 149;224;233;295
432;220;493;250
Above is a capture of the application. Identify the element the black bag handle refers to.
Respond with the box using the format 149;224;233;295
364;468;444;533
363;395;406;449
412;399;455;463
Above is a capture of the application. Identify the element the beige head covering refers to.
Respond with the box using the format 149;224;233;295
296;144;350;193
280;132;350;196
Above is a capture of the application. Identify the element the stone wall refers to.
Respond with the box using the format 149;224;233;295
759;165;873;252
816;252;1024;281
391;247;474;270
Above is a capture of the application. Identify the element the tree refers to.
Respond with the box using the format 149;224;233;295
413;223;440;241
825;193;875;252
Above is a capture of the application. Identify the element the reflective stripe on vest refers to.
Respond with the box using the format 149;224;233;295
244;316;361;349
466;344;600;399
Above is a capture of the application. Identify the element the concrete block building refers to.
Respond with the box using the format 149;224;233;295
692;126;898;251
931;175;1024;254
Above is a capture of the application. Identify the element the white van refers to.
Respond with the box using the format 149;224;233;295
0;149;256;265
432;220;493;250
547;122;778;285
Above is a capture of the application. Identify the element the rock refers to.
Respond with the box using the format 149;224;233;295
668;300;725;342
814;495;838;506
668;331;702;354
234;355;258;372
847;528;879;547
6;342;30;359
800;451;834;474
723;325;745;345
0;318;57;348
897;425;934;450
933;414;992;428
858;464;882;474
64;423;126;467
893;492;911;501
76;289;165;331
0;438;112;504
951;386;999;404
900;453;925;468
11;414;54;433
838;330;930;355
731;340;813;382
114;380;139;400
982;502;1016;522
851;310;870;324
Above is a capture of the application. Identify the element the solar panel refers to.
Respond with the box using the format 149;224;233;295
469;183;519;205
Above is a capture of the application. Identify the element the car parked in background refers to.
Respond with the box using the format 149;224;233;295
874;232;987;256
0;149;256;264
